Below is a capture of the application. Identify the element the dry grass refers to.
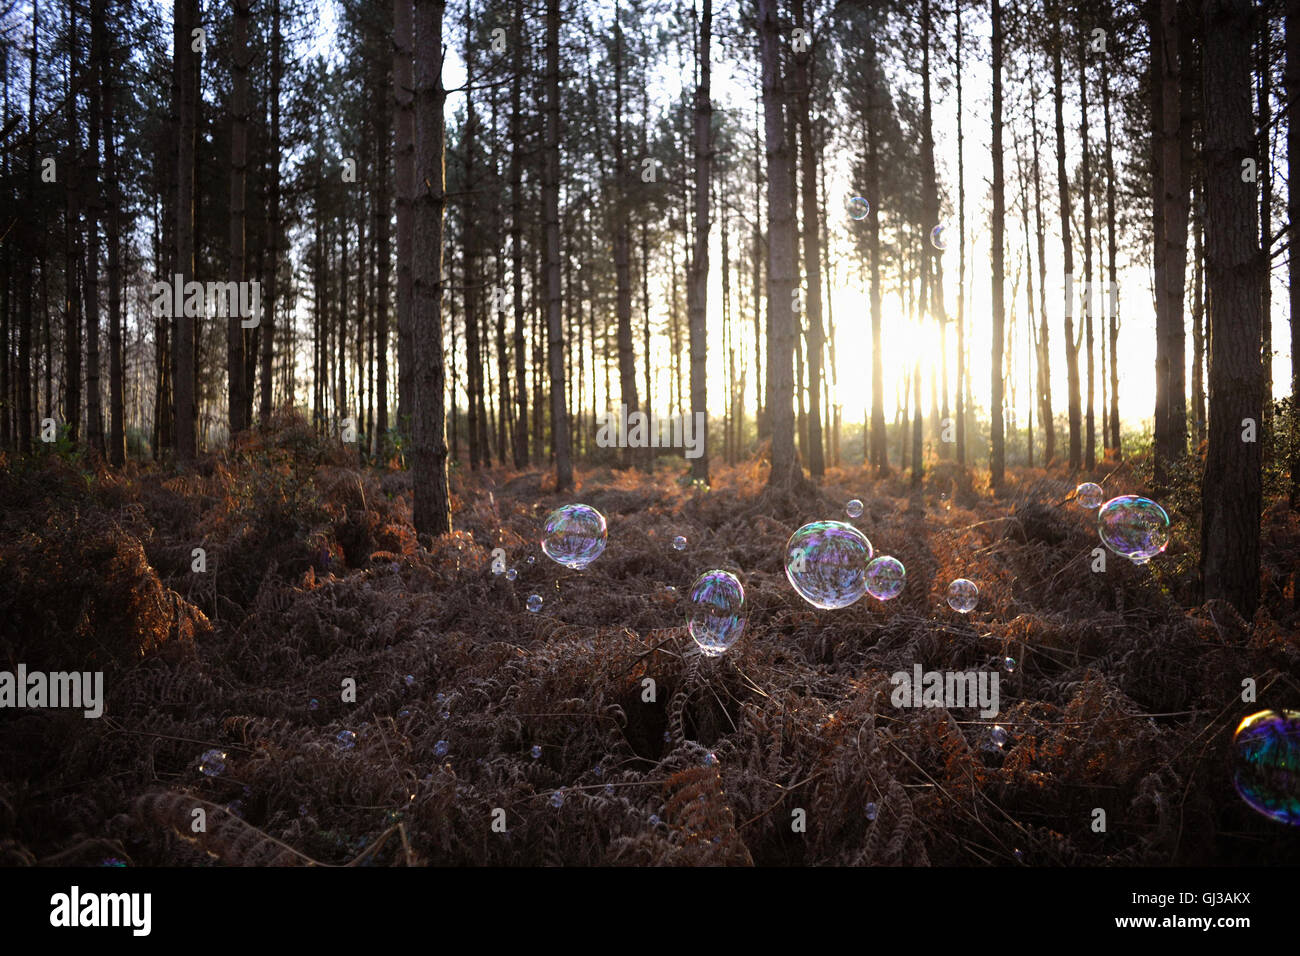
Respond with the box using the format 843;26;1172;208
1;412;1297;866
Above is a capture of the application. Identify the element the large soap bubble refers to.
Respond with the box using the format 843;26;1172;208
540;503;608;570
1097;495;1170;565
785;520;874;609
688;570;745;657
1232;709;1300;826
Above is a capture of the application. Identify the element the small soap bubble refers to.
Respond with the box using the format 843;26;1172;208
1232;709;1300;825
604;783;615;797
865;555;906;601
309;698;319;711
434;740;449;758
540;503;607;569
704;752;718;766
687;570;746;657
593;765;603;776
1097;495;1170;565
865;802;878;821
946;578;979;613
199;749;226;777
847;196;870;220
1014;848;1024;862
649;814;660;826
404;674;415;687
526;555;536;566
398;708;410;718
1075;481;1104;509
672;535;687;551
930;223;949;250
531;744;542;759
845;498;864;518
336;730;357;750
785;520;875;609
505;568;518;581
991;725;1008;748
526;594;543;613
663;731;672;743
550;791;565;808
1003;656;1016;673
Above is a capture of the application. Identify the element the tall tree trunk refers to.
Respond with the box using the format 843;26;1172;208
544;0;572;491
954;0;966;467
688;0;712;482
1053;6;1080;471
98;0;124;465
1287;0;1300;505
1191;172;1206;444
1080;31;1095;470
758;0;799;489
1200;0;1262;617
261;0;283;427
866;36;888;474
18;0;37;452
463;21;481;470
510;0;528;468
65;0;83;444
394;0;415;433
411;0;452;536
794;0;824;478
173;0;197;461
1030;85;1054;466
1103;11;1121;457
1258;9;1273;410
612;5;639;468
227;0;250;438
990;0;1006;489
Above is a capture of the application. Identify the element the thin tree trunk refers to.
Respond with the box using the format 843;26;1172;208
1287;0;1300;505
954;0;966;467
261;0;283;427
990;0;1006;489
98;0;123;465
794;0;824;478
544;0;572;490
1080;30;1095;470
227;0;250;438
1053;5;1080;471
394;0;415;432
173;0;197;461
688;0;712;482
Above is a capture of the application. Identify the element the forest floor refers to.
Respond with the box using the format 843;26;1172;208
1;411;1298;866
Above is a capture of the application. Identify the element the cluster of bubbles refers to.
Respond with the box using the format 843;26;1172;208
1231;709;1300;826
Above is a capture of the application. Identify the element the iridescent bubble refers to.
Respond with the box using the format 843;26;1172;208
550;791;565;808
847;196;870;221
1003;656;1016;673
531;744;542;759
309;698;319;711
434;740;449;758
526;555;536;566
505;568;518;581
865;802;878;821
404;674;415;687
688;570;746;657
672;535;687;551
865;555;906;601
593;765;602;776
526;594;543;613
1232;709;1300;825
540;503;607;570
845;498;864;519
336;731;356;750
1097;495;1171;565
785;520;875;609
946;578;979;613
649;814;661;826
991;725;1008;748
703;752;718;767
199;749;226;777
604;784;615;797
930;224;949;250
1075;481;1104;509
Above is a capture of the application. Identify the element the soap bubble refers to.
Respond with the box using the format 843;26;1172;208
199;749;226;777
336;730;357;750
1003;656;1016;673
550;791;565;808
847;196;870;221
434;740;449;758
991;725;1008;748
505;568;518;581
1075;481;1104;509
526;594;543;613
865;555;906;601
526;555;536;566
649;814;661;826
688;570;745;657
930;224;948;250
946;578;978;613
1232;709;1300;825
540;503;607;570
672;535;687;551
404;674;415;687
531;745;542;759
309;698;319;711
785;520;875;609
865;802;878;821
1097;495;1170;564
845;498;864;518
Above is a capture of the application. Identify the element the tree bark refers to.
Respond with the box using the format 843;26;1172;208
688;0;712;483
394;0;415;433
1200;0;1262;617
990;0;1006;489
544;0;572;491
173;0;197;461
